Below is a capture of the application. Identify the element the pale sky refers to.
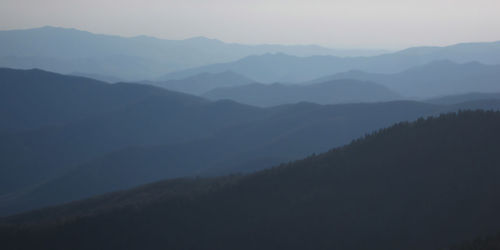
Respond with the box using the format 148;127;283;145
1;0;499;49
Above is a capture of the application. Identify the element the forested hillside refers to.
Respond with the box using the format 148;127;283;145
2;111;500;250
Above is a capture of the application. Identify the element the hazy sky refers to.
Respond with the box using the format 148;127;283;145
1;0;499;49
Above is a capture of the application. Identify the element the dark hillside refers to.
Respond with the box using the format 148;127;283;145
2;111;500;250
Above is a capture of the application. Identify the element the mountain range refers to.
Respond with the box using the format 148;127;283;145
0;26;385;81
2;26;500;84
2;111;500;250
426;92;500;105
2;68;500;216
161;42;500;83
2;21;500;250
203;79;401;106
147;71;255;95
312;60;500;98
176;60;500;106
0;68;263;197
2;30;500;250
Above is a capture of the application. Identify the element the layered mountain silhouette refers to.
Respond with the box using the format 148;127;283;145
2;68;500;216
426;92;500;105
2;111;500;250
0;26;384;81
2;21;500;250
394;41;500;64
2;27;500;83
203;79;401;106
312;60;500;98
0;68;263;199
0;100;444;215
161;42;500;83
0;68;204;133
70;72;123;83
164;60;500;106
149;71;255;95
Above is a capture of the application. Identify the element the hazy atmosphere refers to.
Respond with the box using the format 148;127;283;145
2;1;500;250
1;0;500;49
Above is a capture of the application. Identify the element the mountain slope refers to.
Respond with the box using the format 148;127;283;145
0;96;264;199
0;68;206;133
312;60;500;98
3;68;500;218
0;100;442;215
5;98;500;216
203;79;401;106
2;111;500;250
0;68;266;198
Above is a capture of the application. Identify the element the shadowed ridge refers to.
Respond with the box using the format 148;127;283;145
2;111;500;250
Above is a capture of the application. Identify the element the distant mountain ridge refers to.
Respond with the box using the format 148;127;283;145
310;60;500;98
70;72;123;83
160;41;500;83
0;26;385;81
425;92;500;105
395;41;500;64
149;71;255;95
203;79;401;106
2;26;500;82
